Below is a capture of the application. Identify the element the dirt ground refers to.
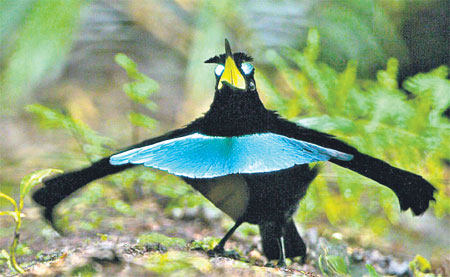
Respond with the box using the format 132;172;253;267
2;192;448;277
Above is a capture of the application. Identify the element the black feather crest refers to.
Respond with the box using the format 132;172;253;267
204;52;253;64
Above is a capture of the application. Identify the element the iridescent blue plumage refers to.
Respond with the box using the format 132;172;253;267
110;133;353;178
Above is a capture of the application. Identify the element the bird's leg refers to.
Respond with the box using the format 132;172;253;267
276;235;287;267
264;223;288;268
214;218;243;252
208;218;243;259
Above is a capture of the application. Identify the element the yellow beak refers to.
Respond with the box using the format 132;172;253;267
218;40;246;90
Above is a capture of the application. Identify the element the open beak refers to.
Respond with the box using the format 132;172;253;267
218;39;246;90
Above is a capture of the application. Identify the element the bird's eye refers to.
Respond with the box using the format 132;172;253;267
215;64;225;76
241;63;254;75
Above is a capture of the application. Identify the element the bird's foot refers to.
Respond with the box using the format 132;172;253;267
265;260;287;268
277;260;286;268
207;245;241;260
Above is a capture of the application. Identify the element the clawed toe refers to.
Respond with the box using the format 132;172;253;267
265;260;286;268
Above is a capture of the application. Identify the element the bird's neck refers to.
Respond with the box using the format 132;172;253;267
200;88;273;136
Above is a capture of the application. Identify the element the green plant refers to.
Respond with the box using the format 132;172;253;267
25;103;116;162
25;54;207;232
145;250;211;275
0;169;62;273
409;255;436;277
189;237;221;251
114;53;159;143
318;252;349;276
137;233;186;248
258;28;449;233
366;264;380;277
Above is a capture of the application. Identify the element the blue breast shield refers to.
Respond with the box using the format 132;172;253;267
110;133;353;178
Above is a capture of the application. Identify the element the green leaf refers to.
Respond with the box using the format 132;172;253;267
25;104;70;129
15;243;31;256
305;28;320;62
409;254;432;274
318;254;326;275
115;53;140;79
0;248;13;270
27;103;116;160
0;211;19;222
298;115;355;133
377;58;399;89
20;169;63;202
404;66;450;114
137;233;186;248
0;249;10;261
96;233;108;241
107;199;135;216
115;53;159;104
189;237;220;251
128;112;157;129
366;264;380;277
326;255;348;275
0;192;18;211
237;223;259;237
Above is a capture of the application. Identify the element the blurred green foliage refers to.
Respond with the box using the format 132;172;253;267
258;29;449;233
145;250;211;275
189;237;220;252
0;0;85;113
26;104;116;162
114;54;159;112
138;233;186;248
409;254;434;277
26;53;207;232
308;0;408;77
366;264;380;277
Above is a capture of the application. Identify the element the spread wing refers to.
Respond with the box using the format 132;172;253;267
32;126;196;228
110;132;353;178
269;117;437;215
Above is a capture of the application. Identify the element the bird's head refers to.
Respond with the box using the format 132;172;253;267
205;39;256;93
202;39;266;136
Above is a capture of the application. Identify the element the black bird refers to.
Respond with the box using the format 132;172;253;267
33;39;436;266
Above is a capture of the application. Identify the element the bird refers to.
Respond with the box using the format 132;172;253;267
33;39;436;267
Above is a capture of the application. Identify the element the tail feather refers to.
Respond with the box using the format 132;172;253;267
32;157;133;228
331;153;436;215
259;220;307;263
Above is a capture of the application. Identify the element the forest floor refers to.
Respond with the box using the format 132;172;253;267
1;192;448;277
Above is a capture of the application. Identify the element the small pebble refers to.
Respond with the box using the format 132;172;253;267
387;260;410;276
306;228;319;245
184;207;200;218
369;250;384;263
351;249;364;262
202;207;221;221
331;232;343;241
171;208;183;219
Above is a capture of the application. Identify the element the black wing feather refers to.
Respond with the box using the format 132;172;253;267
272;117;437;215
32;126;196;229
